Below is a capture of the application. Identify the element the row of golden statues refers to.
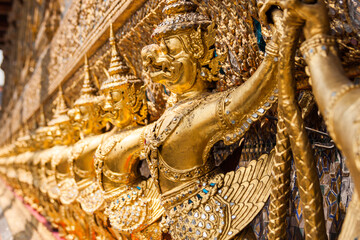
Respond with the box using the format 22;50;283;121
0;0;359;239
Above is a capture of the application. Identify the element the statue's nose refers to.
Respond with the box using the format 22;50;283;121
103;99;113;112
74;112;81;121
141;44;159;68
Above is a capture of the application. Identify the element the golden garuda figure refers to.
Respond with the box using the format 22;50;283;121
91;24;164;240
97;0;293;238
53;55;108;240
39;88;78;233
58;55;105;206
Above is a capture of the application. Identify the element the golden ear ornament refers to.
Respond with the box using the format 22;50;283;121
126;84;148;126
188;23;227;82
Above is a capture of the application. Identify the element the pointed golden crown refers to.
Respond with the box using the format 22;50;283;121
48;86;71;125
38;105;46;128
152;0;211;41
74;55;98;106
36;105;48;134
101;23;141;91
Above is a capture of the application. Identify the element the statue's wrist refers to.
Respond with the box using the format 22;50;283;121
265;41;279;58
324;84;360;143
300;34;337;63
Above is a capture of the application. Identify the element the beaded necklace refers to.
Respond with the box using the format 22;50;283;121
144;92;210;192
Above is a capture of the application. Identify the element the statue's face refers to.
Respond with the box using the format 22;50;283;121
71;104;100;135
142;34;197;94
45;126;55;145
101;88;132;128
36;130;51;149
53;122;73;145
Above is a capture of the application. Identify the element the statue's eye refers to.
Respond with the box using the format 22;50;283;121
160;39;169;54
165;38;182;56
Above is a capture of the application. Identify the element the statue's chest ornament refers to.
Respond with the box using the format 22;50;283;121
144;94;210;189
59;178;79;205
77;181;105;213
104;178;163;234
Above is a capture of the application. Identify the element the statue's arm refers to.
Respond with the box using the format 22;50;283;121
302;36;360;188
186;42;279;161
226;50;278;120
302;43;354;121
99;125;150;171
210;12;283;137
277;0;360;194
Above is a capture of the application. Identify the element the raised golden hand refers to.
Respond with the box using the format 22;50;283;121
260;1;329;239
274;0;360;239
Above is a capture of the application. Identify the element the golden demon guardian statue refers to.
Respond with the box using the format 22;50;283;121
61;55;113;240
40;87;79;236
32;112;56;216
31;107;54;213
53;87;102;240
258;0;360;238
89;24;164;240
57;56;104;208
98;0;292;238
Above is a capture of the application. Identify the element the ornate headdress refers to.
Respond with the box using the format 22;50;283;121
48;86;71;126
35;106;48;134
101;24;142;91
153;0;226;82
74;56;98;106
152;0;211;40
101;23;148;125
38;105;46;128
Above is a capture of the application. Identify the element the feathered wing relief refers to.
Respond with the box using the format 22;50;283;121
161;152;274;240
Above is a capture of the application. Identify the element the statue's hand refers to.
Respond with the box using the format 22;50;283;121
258;1;284;43
260;0;330;39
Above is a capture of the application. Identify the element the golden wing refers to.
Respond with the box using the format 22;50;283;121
105;178;164;234
143;177;165;225
165;151;274;240
217;151;273;239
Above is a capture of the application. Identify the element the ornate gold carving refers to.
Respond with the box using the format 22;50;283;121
140;0;282;239
162;153;273;240
104;178;163;234
0;0;359;239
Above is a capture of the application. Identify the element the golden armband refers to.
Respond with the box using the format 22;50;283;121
265;41;279;58
216;88;278;146
300;34;338;62
323;83;360;143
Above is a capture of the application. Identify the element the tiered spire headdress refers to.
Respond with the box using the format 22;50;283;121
74;56;98;106
48;86;71;125
101;23;148;125
101;24;141;91
152;0;211;41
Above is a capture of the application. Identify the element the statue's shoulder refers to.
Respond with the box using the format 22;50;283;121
97;127;143;158
197;89;232;109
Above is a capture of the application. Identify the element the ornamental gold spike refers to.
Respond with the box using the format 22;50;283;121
100;23;133;91
81;55;96;94
48;86;70;126
74;55;97;107
108;23;129;76
38;105;46;128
